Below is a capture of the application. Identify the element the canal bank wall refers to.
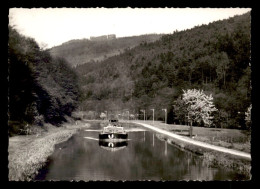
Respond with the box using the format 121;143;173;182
132;121;251;178
8;121;90;181
132;121;251;159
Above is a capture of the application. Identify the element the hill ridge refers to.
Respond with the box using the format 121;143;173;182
49;33;164;67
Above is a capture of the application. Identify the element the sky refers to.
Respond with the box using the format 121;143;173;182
9;8;251;49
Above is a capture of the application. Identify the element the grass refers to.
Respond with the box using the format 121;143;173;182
8;121;90;181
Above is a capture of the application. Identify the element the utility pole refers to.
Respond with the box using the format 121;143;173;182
150;109;154;125
162;109;167;125
126;111;129;122
140;109;145;122
104;111;107;120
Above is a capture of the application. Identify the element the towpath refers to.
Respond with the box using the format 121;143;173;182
132;121;251;160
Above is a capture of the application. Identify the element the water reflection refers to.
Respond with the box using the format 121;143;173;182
35;122;247;181
99;140;128;152
153;133;154;147
165;141;167;156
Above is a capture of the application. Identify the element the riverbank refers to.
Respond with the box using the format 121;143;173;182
131;121;251;153
8;120;90;181
131;120;251;179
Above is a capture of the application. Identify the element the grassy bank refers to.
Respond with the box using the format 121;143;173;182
8;121;90;181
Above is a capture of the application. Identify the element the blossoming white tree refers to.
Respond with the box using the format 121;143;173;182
130;114;135;120
100;112;107;120
182;89;218;137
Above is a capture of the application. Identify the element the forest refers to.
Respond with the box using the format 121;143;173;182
8;12;251;134
74;12;251;129
8;26;81;135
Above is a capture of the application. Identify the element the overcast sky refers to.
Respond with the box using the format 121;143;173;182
9;8;251;49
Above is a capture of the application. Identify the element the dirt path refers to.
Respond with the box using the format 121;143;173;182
133;121;251;160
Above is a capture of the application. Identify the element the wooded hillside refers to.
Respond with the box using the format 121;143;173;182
75;12;251;129
8;27;81;135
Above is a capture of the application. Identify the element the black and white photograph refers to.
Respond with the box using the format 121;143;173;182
8;8;251;181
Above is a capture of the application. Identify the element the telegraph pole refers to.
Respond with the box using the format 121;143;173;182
150;109;154;125
104;111;107;120
162;109;167;125
126;111;129;123
141;109;145;121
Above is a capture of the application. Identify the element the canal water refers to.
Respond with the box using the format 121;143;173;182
35;122;246;181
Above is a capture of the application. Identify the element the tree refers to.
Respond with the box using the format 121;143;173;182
172;97;187;125
245;104;252;129
129;114;135;120
8;26;80;134
182;89;218;137
100;112;107;120
215;52;230;88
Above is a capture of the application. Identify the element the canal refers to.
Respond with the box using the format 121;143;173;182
35;122;246;181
